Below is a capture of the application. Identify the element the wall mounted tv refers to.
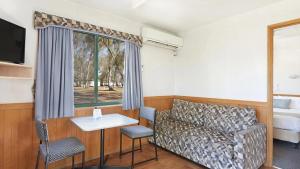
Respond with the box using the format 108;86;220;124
0;18;26;64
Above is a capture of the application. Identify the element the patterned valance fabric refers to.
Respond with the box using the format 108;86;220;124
34;11;143;46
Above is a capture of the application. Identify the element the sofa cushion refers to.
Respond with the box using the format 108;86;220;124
203;104;257;133
187;102;206;126
153;119;197;155
170;99;190;121
154;124;235;167
170;99;205;126
156;119;196;136
181;126;235;167
155;119;234;157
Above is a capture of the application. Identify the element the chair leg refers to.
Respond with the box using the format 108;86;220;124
44;161;48;169
154;135;158;160
119;132;123;158
139;138;142;151
82;151;85;169
131;139;135;168
72;156;75;169
154;144;158;161
35;150;40;169
44;156;49;169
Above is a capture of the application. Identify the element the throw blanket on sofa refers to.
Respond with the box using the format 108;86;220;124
150;99;266;169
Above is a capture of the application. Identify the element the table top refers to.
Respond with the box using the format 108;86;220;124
71;113;139;132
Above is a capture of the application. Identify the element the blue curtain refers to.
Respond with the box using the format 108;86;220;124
122;41;144;110
35;26;74;120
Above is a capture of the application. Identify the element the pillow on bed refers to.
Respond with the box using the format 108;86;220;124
273;99;291;109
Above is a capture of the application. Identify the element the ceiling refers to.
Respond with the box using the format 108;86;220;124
69;0;282;34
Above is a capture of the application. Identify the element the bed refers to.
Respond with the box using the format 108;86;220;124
273;96;300;144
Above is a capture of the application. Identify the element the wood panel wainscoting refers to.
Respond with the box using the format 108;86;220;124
0;95;270;169
0;96;173;169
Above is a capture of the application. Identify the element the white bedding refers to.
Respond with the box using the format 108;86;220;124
273;108;300;131
274;108;300;117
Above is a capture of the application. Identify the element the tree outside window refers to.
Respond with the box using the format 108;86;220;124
73;32;124;107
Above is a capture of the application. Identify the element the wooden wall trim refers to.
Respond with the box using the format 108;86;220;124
0;102;33;110
267;25;274;167
175;96;267;106
144;95;175;100
269;18;300;29
267;17;300;167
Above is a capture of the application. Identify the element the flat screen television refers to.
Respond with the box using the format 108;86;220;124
0;18;26;64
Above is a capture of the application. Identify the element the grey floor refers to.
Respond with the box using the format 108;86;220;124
273;139;300;169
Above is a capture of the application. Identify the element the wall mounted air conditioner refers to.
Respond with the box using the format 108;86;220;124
142;27;183;50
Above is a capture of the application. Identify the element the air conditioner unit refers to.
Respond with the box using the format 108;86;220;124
142;27;183;50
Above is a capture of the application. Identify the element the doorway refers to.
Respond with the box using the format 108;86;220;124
268;18;300;168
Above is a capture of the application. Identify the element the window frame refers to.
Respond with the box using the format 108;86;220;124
73;31;124;108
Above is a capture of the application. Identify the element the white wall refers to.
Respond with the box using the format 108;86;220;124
141;44;175;96
2;0;300;103
274;35;300;94
0;0;175;103
175;0;300;102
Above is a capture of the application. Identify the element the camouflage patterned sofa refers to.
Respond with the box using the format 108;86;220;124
151;99;266;169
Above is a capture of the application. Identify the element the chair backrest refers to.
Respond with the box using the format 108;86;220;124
35;120;49;143
140;107;156;122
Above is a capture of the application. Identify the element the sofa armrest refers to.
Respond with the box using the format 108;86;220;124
233;123;267;169
156;109;171;122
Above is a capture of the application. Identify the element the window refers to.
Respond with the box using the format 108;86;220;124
73;31;125;107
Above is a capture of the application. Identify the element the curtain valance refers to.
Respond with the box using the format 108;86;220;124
34;11;143;46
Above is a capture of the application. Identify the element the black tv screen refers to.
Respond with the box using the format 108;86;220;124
0;18;26;64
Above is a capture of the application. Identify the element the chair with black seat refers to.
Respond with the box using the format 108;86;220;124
35;120;86;169
119;107;158;168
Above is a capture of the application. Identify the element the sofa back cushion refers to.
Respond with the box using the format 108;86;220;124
170;99;205;126
203;104;257;133
170;99;257;133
